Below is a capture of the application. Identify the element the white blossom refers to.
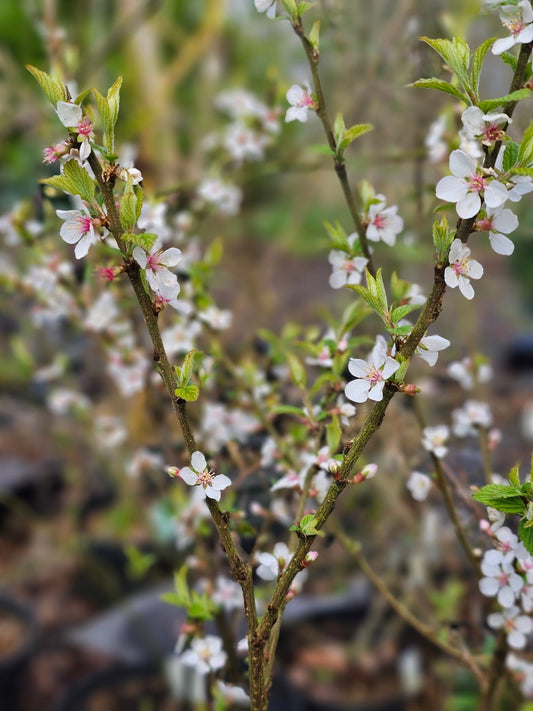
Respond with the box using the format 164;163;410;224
487;606;533;649
444;238;484;300
179;635;227;674
345;335;400;403
169;451;231;501
492;0;533;55
422;425;449;459
366;197;404;246
406;471;432;501
285;84;317;123
254;0;277;19
256;542;292;581
436;150;507;219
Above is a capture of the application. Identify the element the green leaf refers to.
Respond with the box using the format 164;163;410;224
324;220;350;251
341;299;372;332
518;122;533;165
472;484;525;513
479;88;530;113
174;383;200;401
326;417;341;452
124;545;155;579
176;349;201;386
295;0;314;16
432;216;454;262
503;141;519;172
93;76;122;155
119;190;137;232
308;19;320;50
299;513;323;537
508;463;521;488
420;36;471;92
134;185;144;223
42;159;95;202
350;284;383;316
287;351;307;389
471;38;496;95
499;51;518;72
390;303;420;323
338;123;373;154
204;236;223;267
26;64;66;106
410;77;469;104
189;592;216;620
272;404;306;416
473;483;523;501
334;112;346;143
122;231;158;251
161;566;191;608
518;519;533;555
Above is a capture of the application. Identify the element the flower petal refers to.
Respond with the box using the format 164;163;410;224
191;451;207;472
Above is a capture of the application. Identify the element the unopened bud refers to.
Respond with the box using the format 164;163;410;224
303;551;318;567
402;383;420;396
168;466;180;478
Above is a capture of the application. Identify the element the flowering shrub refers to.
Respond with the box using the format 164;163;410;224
4;0;533;709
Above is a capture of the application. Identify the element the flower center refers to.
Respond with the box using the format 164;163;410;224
452;257;469;277
366;366;382;384
483;125;504;143
468;174;486;193
146;254;163;271
197;468;214;488
77;117;93;137
76;215;92;234
372;214;386;229
505;14;525;37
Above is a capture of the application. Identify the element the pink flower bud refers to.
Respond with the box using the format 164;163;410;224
168;466;180;478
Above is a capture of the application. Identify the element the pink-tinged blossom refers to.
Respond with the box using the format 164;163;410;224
476;205;518;255
169;451;231;501
56;101;93;161
328;250;368;288
255;542;292;581
492;0;533;55
56;207;104;259
345;335;400;403
479;553;524;608
487;606;533;649
179;635;227;674
461;106;511;146
132;245;181;294
422;425;449;459
444;238;484;300
436;150;507;219
254;0;277;19
406;471;432;501
43;141;70;164
366;198;404;246
285;84;318;123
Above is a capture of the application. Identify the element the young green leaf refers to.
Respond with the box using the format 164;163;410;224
26;65;66;106
42;159;95;203
174;383;200;401
471;38;496;96
122;232;159;251
410;78;469;104
479;88;530;113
